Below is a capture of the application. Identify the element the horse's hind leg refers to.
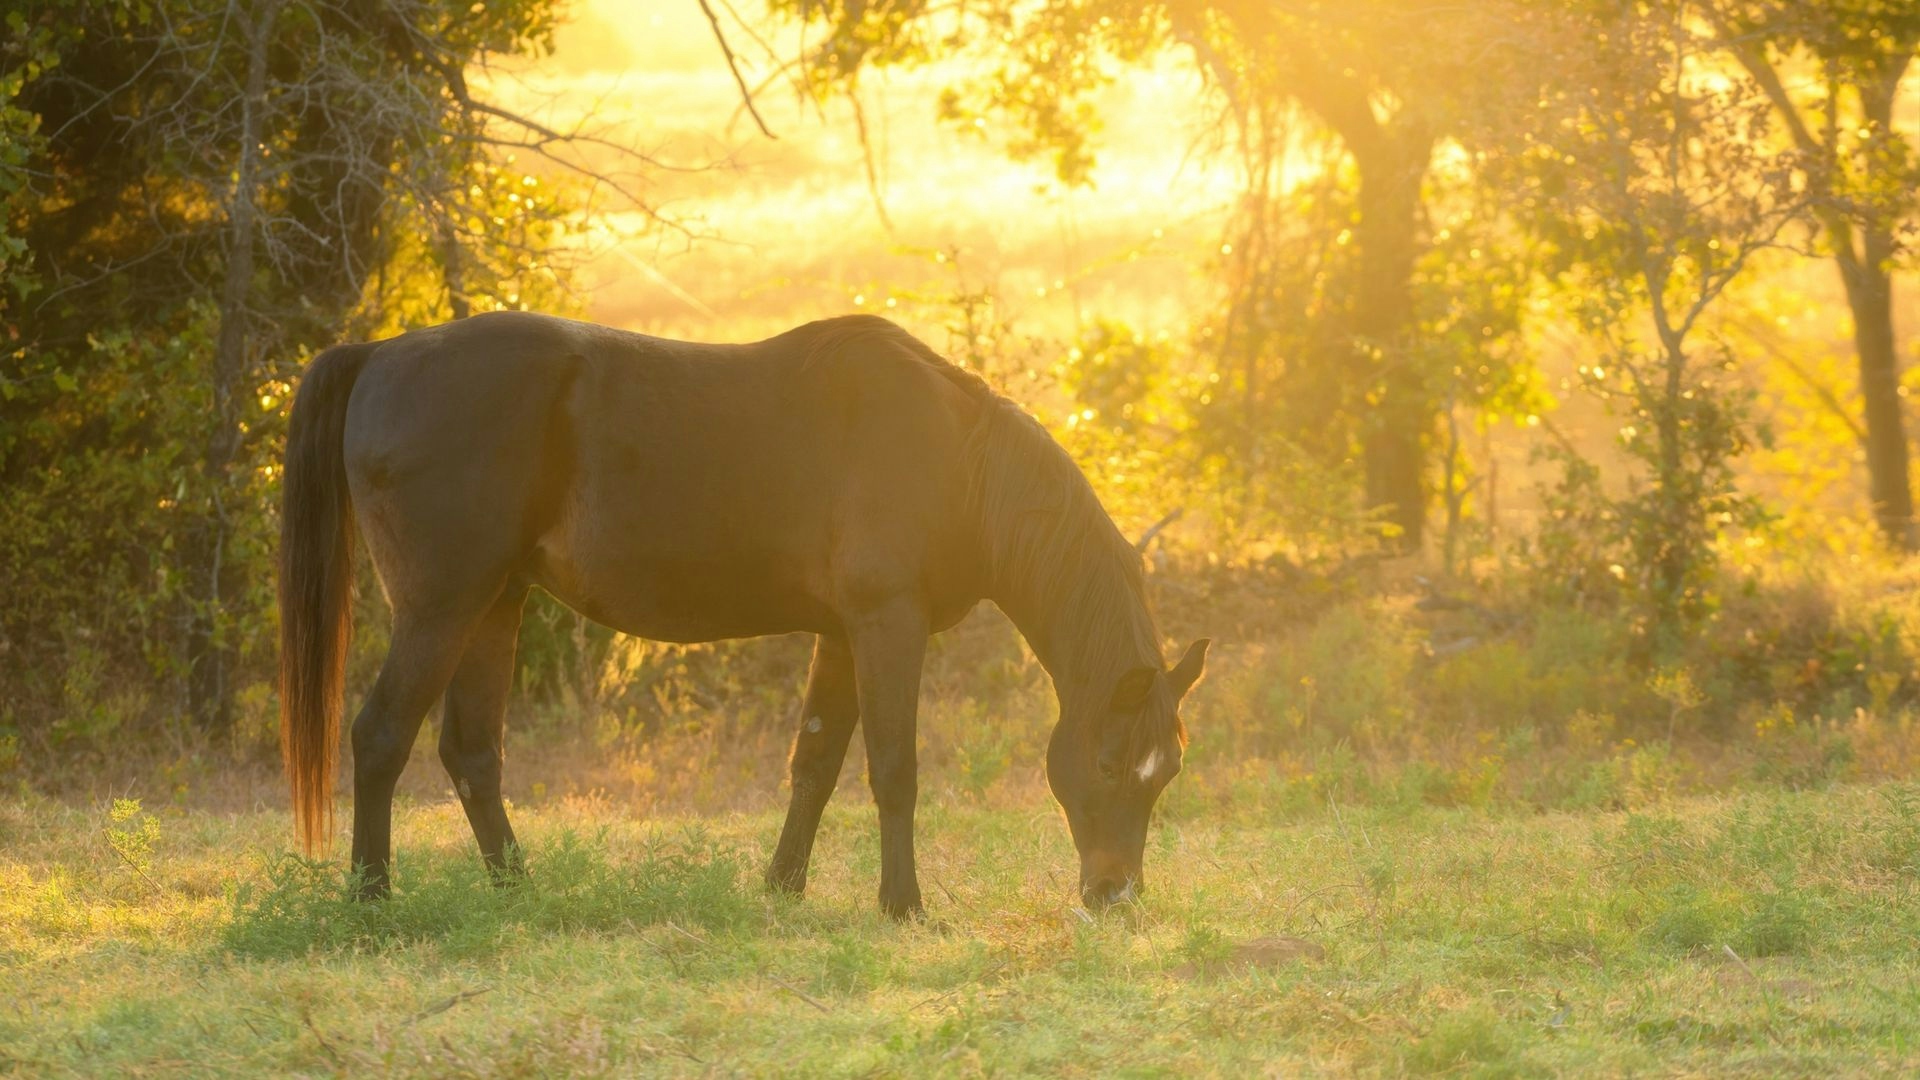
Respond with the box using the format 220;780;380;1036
349;613;478;899
439;585;529;878
767;635;860;895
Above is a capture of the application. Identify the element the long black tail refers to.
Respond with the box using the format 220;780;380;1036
278;341;374;854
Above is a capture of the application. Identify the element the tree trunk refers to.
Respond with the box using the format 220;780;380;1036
442;220;472;320
1353;133;1433;551
1651;338;1689;654
436;174;471;319
1842;237;1915;551
188;0;281;733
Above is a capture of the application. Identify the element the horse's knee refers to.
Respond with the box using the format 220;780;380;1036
351;715;412;786
867;757;917;814
789;719;836;771
440;741;501;797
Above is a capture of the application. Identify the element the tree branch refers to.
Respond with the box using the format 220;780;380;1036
699;0;778;139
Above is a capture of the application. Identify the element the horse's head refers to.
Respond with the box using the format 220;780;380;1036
1047;638;1209;910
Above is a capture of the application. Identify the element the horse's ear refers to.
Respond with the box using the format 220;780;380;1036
1169;639;1211;698
1110;665;1158;712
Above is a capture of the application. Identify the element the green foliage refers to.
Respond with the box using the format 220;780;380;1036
1258;602;1417;751
1424;607;1638;735
1401;1007;1531;1078
0;0;584;733
952;715;1012;802
0;7;54;320
818;931;884;995
780;0;1165;184
1643;883;1741;953
1737;888;1815;958
105;797;161;878
1494;1;1810;651
223;830;752;960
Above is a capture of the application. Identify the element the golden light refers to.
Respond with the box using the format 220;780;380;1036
464;1;1251;341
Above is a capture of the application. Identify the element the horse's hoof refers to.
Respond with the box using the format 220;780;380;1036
879;891;924;921
488;867;529;889
765;863;808;896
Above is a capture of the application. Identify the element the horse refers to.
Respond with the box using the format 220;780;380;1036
278;311;1208;917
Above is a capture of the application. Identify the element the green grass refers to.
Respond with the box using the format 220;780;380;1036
4;782;1920;1077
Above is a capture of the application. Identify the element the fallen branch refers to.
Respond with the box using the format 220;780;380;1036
302;1009;344;1069
767;975;832;1015
399;987;494;1031
101;830;161;893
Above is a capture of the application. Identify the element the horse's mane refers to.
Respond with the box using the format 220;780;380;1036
960;386;1181;758
790;314;1175;751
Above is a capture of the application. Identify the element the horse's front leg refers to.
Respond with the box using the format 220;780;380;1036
847;601;930;919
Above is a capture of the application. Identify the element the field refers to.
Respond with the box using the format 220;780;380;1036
11;2;1920;1077
6;774;1920;1077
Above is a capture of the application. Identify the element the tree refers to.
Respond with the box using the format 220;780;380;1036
1507;0;1809;650
769;0;1545;551
1709;1;1920;551
1179;2;1441;550
0;0;631;733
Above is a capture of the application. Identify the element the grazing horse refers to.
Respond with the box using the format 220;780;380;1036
279;311;1208;916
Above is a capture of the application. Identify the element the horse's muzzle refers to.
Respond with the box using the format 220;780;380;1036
1081;874;1140;911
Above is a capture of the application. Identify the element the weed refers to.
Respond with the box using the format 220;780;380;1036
1644;884;1738;952
819;931;883;994
104;797;161;881
1177;922;1234;975
1736;889;1815;958
222;829;752;960
1401;1007;1533;1078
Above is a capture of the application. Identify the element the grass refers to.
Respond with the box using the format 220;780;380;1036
4;778;1920;1077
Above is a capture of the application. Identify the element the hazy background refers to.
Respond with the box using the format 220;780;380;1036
519;3;1244;339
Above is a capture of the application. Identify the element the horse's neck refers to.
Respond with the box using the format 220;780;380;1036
995;554;1159;694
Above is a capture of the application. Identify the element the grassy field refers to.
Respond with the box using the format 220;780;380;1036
4;777;1920;1078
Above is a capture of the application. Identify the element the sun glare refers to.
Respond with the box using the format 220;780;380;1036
464;1;1253;340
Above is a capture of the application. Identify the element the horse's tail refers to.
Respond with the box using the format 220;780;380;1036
278;341;374;854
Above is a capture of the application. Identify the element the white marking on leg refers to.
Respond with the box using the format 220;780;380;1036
1135;748;1162;783
805;715;824;734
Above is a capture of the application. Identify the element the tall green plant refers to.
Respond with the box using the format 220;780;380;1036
1505;1;1807;653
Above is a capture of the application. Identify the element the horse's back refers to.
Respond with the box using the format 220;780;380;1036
549;315;989;637
340;311;987;639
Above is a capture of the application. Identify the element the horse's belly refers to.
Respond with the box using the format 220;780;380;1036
530;546;832;643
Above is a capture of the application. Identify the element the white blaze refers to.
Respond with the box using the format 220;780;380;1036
1135;748;1162;783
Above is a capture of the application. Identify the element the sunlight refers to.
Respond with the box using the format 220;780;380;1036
7;2;1920;1071
469;1;1254;339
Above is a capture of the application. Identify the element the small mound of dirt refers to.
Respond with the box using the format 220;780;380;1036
1176;934;1325;979
1232;934;1326;966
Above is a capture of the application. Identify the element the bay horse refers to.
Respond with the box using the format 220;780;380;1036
279;311;1208;917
